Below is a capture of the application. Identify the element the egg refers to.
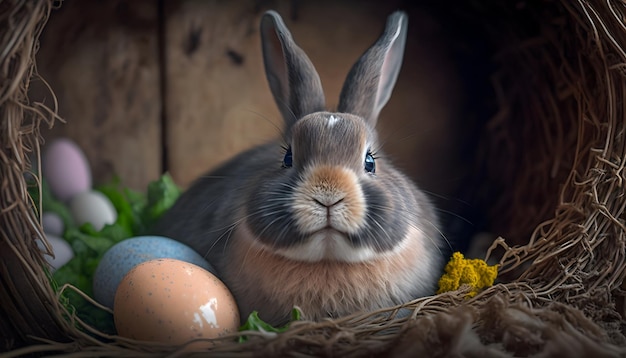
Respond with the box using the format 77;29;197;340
42;212;65;237
69;190;117;231
37;234;74;272
114;258;239;346
93;236;216;308
43;138;91;202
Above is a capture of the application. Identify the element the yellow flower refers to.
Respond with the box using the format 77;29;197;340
437;252;498;298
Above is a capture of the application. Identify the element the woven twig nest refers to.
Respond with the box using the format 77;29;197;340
1;0;626;356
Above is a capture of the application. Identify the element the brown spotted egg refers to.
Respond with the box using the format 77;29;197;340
113;258;240;345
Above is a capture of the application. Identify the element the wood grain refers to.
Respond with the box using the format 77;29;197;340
162;0;468;202
33;0;161;191
33;0;471;213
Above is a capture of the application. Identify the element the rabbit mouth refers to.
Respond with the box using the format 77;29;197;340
309;226;347;237
274;227;379;263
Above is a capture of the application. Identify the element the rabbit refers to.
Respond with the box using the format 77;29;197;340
154;10;447;326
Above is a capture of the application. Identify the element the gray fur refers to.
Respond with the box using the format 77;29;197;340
154;10;446;325
261;10;325;129
338;11;408;126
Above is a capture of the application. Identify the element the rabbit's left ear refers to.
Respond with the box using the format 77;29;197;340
261;10;326;129
337;11;408;126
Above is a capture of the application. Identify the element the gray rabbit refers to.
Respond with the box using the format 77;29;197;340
154;10;447;325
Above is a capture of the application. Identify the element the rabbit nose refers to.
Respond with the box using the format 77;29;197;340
313;196;345;208
293;165;366;234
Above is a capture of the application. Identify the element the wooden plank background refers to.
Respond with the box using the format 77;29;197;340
33;0;472;219
32;0;162;191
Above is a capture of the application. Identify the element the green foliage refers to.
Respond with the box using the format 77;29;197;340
238;308;302;343
33;173;181;334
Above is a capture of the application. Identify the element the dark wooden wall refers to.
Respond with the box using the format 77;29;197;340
33;0;470;210
33;0;162;190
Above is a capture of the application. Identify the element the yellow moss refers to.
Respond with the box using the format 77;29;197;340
437;252;498;298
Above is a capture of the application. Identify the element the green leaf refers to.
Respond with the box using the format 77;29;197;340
58;287;116;335
96;178;146;237
76;226;116;253
53;257;91;294
238;308;302;343
100;220;134;243
142;173;180;230
46;174;183;337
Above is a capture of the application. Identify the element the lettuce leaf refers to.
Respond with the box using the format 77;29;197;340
238;308;302;343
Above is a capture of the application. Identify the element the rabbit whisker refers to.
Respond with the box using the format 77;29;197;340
433;208;474;226
419;189;472;206
274;96;299;126
365;211;394;251
275;182;299;191
411;219;451;256
197;175;234;179
248;204;289;219
200;201;253;253
273;215;299;249
240;108;285;138
236;230;261;278
258;197;293;204
200;226;231;260
255;213;291;241
365;201;451;255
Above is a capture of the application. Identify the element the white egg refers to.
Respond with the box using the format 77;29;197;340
37;234;74;272
42;212;65;237
69;190;117;231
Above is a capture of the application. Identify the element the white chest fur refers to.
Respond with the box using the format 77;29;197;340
219;223;438;324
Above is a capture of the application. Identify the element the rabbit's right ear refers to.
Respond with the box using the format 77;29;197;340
261;11;326;129
338;11;408;127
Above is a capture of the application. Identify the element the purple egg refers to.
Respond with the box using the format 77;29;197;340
43;138;92;202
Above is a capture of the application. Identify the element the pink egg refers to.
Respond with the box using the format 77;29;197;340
43;138;92;202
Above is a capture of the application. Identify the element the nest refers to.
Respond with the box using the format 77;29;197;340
2;0;626;356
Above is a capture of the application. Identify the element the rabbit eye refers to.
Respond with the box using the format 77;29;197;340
282;147;293;168
364;151;375;173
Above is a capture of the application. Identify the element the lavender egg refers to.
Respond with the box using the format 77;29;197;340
43;138;91;202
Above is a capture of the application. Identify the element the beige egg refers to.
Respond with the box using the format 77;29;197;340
114;258;240;346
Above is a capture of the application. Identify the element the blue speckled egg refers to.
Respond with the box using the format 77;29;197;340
93;236;216;308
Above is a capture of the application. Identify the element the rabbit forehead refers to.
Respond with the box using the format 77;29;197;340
290;112;372;164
